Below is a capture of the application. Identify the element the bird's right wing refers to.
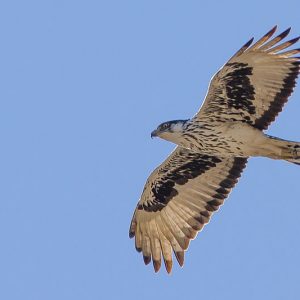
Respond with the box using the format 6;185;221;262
129;147;247;273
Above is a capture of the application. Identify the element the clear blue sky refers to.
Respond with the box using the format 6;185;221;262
1;1;300;299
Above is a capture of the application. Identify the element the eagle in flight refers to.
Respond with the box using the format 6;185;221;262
129;26;300;273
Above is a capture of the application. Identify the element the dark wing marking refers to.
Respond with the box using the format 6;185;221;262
129;147;247;273
196;26;300;130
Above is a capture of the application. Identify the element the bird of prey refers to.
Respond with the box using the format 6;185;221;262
129;26;300;273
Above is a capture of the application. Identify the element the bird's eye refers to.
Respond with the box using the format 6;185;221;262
163;123;169;129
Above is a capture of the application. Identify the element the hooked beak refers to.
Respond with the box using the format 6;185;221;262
151;129;158;138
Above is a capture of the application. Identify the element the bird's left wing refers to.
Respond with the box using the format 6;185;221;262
129;147;247;273
195;26;300;130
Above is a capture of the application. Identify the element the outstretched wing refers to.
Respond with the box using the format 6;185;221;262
129;147;247;273
196;26;300;130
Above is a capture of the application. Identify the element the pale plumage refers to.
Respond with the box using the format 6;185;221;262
129;26;300;273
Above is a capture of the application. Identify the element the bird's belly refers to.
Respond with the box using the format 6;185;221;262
181;122;267;157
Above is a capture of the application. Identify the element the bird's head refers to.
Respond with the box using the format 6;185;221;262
151;119;189;143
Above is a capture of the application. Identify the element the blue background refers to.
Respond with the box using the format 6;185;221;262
1;1;300;299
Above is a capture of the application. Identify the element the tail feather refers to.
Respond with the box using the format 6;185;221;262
287;159;300;165
278;140;300;165
266;135;300;165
